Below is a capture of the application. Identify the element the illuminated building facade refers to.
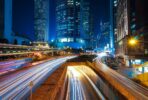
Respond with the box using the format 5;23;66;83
4;0;13;43
81;0;94;49
112;0;118;49
34;0;49;42
129;0;148;57
0;0;13;43
115;0;129;58
109;0;115;53
56;0;83;49
115;0;148;66
56;0;93;49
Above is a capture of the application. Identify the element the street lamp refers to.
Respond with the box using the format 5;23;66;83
129;38;148;45
129;38;137;46
128;38;148;66
128;38;139;67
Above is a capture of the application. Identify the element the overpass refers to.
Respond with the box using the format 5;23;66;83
0;43;61;57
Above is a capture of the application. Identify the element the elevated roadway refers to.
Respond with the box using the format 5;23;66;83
0;43;60;57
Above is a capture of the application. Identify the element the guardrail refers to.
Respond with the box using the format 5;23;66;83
0;43;59;50
0;43;61;57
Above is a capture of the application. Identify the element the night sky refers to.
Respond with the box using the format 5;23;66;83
91;0;110;36
13;0;34;40
13;0;110;41
49;0;56;41
97;0;110;21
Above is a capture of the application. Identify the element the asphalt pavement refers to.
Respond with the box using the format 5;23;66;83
66;66;105;100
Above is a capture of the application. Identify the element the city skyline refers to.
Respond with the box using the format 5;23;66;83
12;0;110;43
0;0;148;99
56;0;94;49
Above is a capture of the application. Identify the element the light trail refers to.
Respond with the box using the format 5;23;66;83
0;56;75;99
66;66;105;100
94;54;148;100
0;58;32;76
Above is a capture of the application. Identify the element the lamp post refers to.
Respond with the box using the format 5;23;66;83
128;38;148;67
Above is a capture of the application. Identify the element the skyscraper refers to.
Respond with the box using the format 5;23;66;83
34;0;49;42
112;0;118;47
56;0;82;49
0;0;13;43
109;0;115;53
56;0;93;49
114;0;148;66
81;0;93;49
4;0;13;42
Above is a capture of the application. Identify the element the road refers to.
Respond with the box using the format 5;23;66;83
66;66;105;100
0;56;75;99
0;58;32;75
95;53;148;100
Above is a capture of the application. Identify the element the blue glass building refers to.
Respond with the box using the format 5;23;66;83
114;0;148;66
34;0;49;42
0;0;13;43
56;0;92;49
81;0;93;49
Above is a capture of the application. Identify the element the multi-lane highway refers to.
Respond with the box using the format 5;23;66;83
66;66;105;100
0;56;75;99
1;53;147;100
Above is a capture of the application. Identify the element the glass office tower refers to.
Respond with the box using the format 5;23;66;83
56;0;83;49
56;0;94;49
34;0;49;42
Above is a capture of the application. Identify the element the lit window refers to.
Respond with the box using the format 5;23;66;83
60;38;67;42
76;38;84;43
131;24;136;29
68;38;74;42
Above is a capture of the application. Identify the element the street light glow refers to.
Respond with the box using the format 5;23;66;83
129;38;137;46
